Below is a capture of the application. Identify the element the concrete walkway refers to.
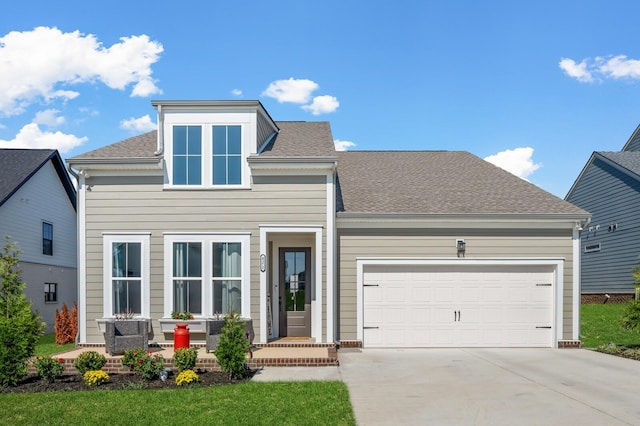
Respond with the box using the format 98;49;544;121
337;348;640;425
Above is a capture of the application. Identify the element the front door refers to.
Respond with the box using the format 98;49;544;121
279;248;311;337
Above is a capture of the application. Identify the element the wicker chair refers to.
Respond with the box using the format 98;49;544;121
104;320;149;356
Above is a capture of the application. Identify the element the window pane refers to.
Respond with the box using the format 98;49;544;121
212;126;227;155
173;126;187;155
213;242;242;278
113;279;141;315
173;280;202;314
173;243;201;277
112;243;126;277
187;156;202;185
228;156;241;185
127;243;141;277
212;155;227;185
213;279;241;314
227;126;241;155
187;126;202;155
173;156;187;185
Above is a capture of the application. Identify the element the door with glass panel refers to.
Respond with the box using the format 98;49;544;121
279;248;311;337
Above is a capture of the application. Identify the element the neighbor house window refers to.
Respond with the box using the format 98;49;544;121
42;222;53;255
44;283;57;303
164;234;250;317
172;125;202;185
103;234;150;317
212;125;242;185
585;243;601;253
172;242;203;314
212;242;242;314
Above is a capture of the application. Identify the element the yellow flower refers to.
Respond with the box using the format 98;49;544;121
175;369;199;386
83;370;109;387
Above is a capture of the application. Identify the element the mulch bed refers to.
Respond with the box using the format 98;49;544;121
1;370;255;393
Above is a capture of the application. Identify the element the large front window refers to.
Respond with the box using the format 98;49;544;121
172;242;202;314
103;233;150;318
164;234;250;318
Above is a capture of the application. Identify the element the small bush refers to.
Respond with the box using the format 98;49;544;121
215;311;249;380
175;369;199;386
54;302;78;345
73;351;106;374
173;347;198;372
122;349;165;380
83;370;109;387
33;356;64;382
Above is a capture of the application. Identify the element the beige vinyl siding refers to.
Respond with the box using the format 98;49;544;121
337;228;575;342
83;174;327;344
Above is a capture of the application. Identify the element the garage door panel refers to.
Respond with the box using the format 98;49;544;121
363;265;554;348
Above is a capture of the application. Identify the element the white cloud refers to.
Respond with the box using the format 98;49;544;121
334;139;356;151
484;147;541;180
231;89;242;96
0;123;87;154
559;58;593;83
302;95;340;115
0;26;163;116
33;109;65;127
120;114;156;133
262;78;319;103
598;55;640;79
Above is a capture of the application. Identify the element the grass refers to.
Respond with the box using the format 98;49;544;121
0;381;356;425
580;303;640;348
33;333;75;357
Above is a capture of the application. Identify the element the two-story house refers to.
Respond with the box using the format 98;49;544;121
0;149;77;332
67;100;588;348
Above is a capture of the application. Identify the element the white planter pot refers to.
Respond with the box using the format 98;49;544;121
158;318;206;333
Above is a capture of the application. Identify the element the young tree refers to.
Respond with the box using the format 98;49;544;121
621;264;640;332
215;311;250;379
0;237;45;386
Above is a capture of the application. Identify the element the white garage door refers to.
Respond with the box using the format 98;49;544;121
363;264;554;348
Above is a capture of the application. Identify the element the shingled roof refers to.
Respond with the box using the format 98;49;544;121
336;151;587;215
598;151;640;178
70;131;158;159
0;149;76;208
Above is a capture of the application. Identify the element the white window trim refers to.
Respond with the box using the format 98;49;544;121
102;233;151;318
164;116;253;190
163;234;250;318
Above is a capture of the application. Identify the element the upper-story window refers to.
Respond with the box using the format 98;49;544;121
42;222;53;256
168;123;246;188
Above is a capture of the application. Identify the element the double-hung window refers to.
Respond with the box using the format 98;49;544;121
164;234;250;318
44;283;57;303
172;242;202;314
103;233;150;317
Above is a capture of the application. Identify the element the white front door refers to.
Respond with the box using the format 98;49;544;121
363;265;554;348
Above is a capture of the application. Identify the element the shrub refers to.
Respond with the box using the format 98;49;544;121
215;311;249;379
0;237;45;386
621;265;640;331
83;370;109;386
171;311;194;320
73;351;106;374
122;349;165;380
34;356;64;382
173;347;198;372
54;302;78;345
175;369;199;386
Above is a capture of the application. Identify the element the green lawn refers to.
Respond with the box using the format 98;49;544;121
0;381;355;425
581;303;640;348
33;333;75;357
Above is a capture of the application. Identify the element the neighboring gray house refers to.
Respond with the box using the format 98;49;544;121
566;125;640;302
0;149;77;332
67;100;588;349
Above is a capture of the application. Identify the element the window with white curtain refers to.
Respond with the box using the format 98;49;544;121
164;234;249;318
172;242;202;314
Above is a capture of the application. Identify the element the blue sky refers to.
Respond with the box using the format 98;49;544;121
2;1;640;197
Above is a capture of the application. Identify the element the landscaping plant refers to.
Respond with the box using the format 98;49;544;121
54;302;78;345
0;237;45;386
621;265;640;332
215;311;250;379
73;351;106;374
83;370;110;387
33;356;64;382
173;347;197;371
122;349;165;380
175;369;199;386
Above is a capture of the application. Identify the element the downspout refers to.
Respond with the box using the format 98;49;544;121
66;164;83;344
154;104;164;156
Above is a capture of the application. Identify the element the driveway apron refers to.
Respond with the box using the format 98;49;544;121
338;348;640;425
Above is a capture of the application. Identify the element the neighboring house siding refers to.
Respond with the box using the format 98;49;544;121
566;157;640;294
0;160;77;332
337;228;575;341
83;174;327;343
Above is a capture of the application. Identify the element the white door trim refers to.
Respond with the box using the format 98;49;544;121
356;257;564;347
259;225;323;344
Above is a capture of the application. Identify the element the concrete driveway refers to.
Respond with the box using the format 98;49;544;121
338;348;640;425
